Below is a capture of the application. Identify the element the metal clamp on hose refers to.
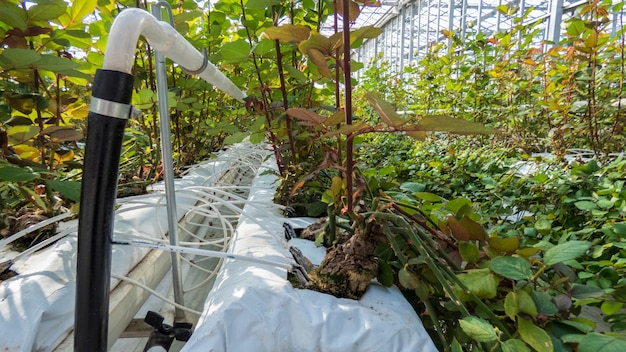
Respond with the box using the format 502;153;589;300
180;48;209;76
89;97;132;120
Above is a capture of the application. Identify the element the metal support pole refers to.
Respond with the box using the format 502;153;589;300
409;1;415;63
461;0;468;37
477;0;483;33
448;0;455;48
546;0;564;45
417;0;423;57
400;3;406;74
150;2;186;320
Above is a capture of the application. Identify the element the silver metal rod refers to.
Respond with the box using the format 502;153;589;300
151;1;185;320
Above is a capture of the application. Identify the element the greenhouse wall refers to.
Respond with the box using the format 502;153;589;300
352;0;623;73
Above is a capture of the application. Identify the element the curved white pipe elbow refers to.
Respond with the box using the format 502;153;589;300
103;8;246;102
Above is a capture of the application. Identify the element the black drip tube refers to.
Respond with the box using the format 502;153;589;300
75;69;134;352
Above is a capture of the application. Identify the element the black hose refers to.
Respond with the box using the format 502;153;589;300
75;69;134;352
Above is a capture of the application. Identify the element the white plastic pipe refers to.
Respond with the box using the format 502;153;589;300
103;8;246;102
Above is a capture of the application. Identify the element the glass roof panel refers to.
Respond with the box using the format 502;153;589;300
320;1;398;36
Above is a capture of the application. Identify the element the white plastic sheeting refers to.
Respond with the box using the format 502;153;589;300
0;144;257;352
182;161;438;352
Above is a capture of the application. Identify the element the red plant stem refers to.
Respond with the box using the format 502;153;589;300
342;0;353;213
239;0;284;176
333;0;342;164
272;6;297;163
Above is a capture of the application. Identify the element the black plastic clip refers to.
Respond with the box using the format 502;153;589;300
143;311;193;351
181;48;209;76
283;222;296;240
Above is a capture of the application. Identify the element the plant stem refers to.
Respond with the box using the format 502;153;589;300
239;0;284;176
342;0;354;212
333;0;343;164
272;6;297;164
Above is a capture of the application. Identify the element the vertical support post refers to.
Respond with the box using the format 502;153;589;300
547;0;564;45
518;0;526;42
496;0;502;32
409;1;415;63
400;3;406;75
150;2;186;320
426;0;432;49
461;0;468;37
448;0;455;49
477;0;483;33
417;0;423;57
436;0;442;42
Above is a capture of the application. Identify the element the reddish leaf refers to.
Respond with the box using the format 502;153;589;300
286;108;326;126
307;49;333;79
336;0;360;22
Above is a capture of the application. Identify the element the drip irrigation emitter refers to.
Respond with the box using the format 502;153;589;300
74;3;246;351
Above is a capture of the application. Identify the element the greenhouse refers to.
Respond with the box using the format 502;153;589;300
0;0;625;351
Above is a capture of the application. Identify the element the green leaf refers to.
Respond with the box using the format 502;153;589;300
249;132;265;144
223;132;247;144
455;268;500;301
348;26;383;46
576;333;626;352
0;48;41;69
535;218;552;235
19;186;48;212
459;242;480;264
414;192;444;203
596;198;614;209
531;290;559;316
220;39;250;63
505;291;520;320
45;179;80;202
70;0;97;24
445;197;472;217
377;260;394;287
517;289;538;317
0;165;39;182
575;200;597;210
34;55;79;73
489;236;520;252
451;339;463;352
400;182;426;193
263;24;311;43
7;125;39;143
490;256;532;280
601;301;623;316
459;316;498;343
613;223;626;237
518;318;554;352
502;338;531;352
415;115;497;135
543;241;591;266
245;0;281;10
0;2;28;30
505;290;538;319
284;64;308;83
567;18;586;36
571;284;605;299
28;3;67;21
